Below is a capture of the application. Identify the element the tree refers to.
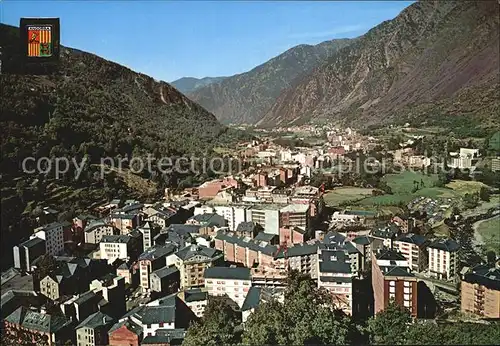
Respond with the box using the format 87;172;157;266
367;302;411;345
182;296;241;346
479;186;490;202
242;271;362;345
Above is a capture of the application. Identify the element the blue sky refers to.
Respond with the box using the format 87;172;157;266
2;1;414;82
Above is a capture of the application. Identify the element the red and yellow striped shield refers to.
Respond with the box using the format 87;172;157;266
27;25;52;57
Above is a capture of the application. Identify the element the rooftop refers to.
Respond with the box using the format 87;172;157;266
100;234;131;244
428;238;460;252
5;306;71;333
76;311;114;329
204;267;251;281
463;264;500;291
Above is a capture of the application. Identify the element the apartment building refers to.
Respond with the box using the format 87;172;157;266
177;288;208;318
3;307;72;346
84;220;116;244
351;235;376;272
13;237;46;272
279;204;310;230
248;205;281;235
428;238;460;281
279;226;309;246
138;244;177;291
317;235;361;316
109;213;139;234
150;266;180;296
461;264;500;318
214;232;280;272
394;233;428;273
204;267;252;308
370;223;402;249
32;222;65;256
372;248;418;317
99;235;133;264
76;311;114;346
89;275;127;318
173;244;223;289
279;243;318;278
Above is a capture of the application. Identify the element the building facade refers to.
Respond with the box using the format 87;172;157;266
461;264;500;318
428;238;460;281
372;248;418;317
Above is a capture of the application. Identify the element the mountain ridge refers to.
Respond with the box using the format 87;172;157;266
188;38;354;125
259;0;499;131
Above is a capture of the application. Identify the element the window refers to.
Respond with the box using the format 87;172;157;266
389;281;395;287
404;300;411;307
389;286;395;293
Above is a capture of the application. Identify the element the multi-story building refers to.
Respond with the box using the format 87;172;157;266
76;311;114;346
351;235;376;272
204;267;252;308
317;234;361;315
13;237;46;272
460;264;500;318
138;223;160;252
370;223;402;249
173;244;223;289
150;266;180;296
394;233;428;273
177;288;208;318
214;232;279;271
279;204;310;230
99;235;133;264
32;222;65;256
3;307;73;346
89;275;126;318
109;213;139;234
84;220;116;244
39;257;109;301
277;243;318;279
427;238;460;281
109;293;196;341
372;248;418;317
235;221;262;238
138;244;177;291
491;157;500;172
248;204;281;235
279;226;309;246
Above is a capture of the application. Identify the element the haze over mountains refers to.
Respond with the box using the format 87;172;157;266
181;0;499;130
172;76;227;94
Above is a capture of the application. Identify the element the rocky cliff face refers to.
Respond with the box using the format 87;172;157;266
259;1;499;128
188;39;353;125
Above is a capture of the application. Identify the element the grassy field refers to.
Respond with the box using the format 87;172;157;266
475;216;500;254
323;187;374;207
446;180;488;197
382;171;440;193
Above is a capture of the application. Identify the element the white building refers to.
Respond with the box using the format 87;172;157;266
84;220;115;245
204;267;252;308
393;233;428;273
99;235;131;264
193;205;250;232
448;148;480;169
32;222;65;256
428;238;460;281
